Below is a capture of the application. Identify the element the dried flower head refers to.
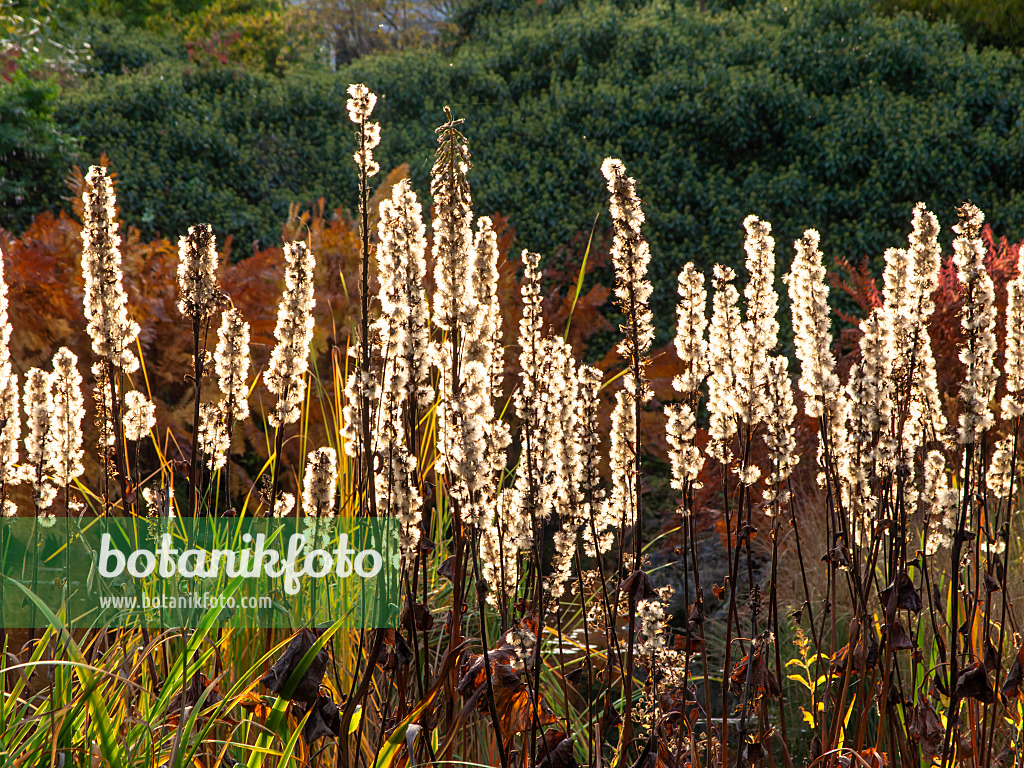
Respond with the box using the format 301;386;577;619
81;165;140;373
23;368;56;508
953;202;997;444
123;390;156;442
46;348;85;488
347;84;381;177
215;307;251;422
177;224;220;321
266;242;316;428
601;158;654;399
302;447;338;518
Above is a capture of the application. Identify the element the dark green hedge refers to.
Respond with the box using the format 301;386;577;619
55;0;1024;323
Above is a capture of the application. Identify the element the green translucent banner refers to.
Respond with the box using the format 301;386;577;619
0;516;399;629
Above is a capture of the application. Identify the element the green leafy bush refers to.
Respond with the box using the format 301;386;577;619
55;0;1024;324
0;52;79;231
876;0;1024;49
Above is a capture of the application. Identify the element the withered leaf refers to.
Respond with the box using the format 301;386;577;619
438;556;455;581
879;573;921;613
536;729;579;768
260;628;328;705
292;693;341;744
402;601;434;633
908;699;943;760
1001;644;1024;700
168;672;222;713
619;570;655;604
954;661;995;704
888;621;914;651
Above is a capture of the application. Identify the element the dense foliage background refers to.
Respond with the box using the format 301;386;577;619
4;0;1024;322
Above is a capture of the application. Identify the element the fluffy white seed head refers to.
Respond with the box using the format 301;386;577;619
953;203;997;444
177;224;220;321
81;166;140;373
45;348;85;488
602;158;654;397
302;447;338;518
673;263;708;396
266;242;316;428
123;390;156;442
347;84;381;177
1003;246;1024;418
215;307;251;422
785;229;839;419
198;401;229;470
707;265;743;462
23;368;56;508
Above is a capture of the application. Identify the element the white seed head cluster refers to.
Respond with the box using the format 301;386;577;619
0;252;20;486
23;368;56;508
123;390;156;442
302;447;338;518
177;224;220;321
601;158;654;396
763;355;798;499
784;229;839;419
431;113;477;335
376;179;434;410
986;437;1016;501
954;203;997;444
560;365;605;574
887;205;947;453
923;450;957;555
81;166;140;373
1003;246;1024;418
665;401;702;495
214;307;251;422
198;401;228;470
46;348;85;488
376;373;422;559
606;388;638;542
266;242;316;428
673;262;708;396
734;215;779;427
347;84;381;178
480;489;524;609
707;265;742;462
636;595;667;658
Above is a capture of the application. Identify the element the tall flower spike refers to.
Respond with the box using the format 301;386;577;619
784;229;839;419
23;368;56;509
177;224;220;321
431;108;477;334
302;447;338;518
266;242;316;428
607;389;638;541
673;262;708;396
81;165;140;373
123;390;156;442
734;215;778;428
376;179;433;409
45;348;85;489
509;250;546;547
601;158;654;401
198;401;229;470
215;307;251;422
1003;244;1024;419
0;251;19;489
707;265;743;462
899;205;946;452
347;84;381;178
953;202;997;444
763;355;798;504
